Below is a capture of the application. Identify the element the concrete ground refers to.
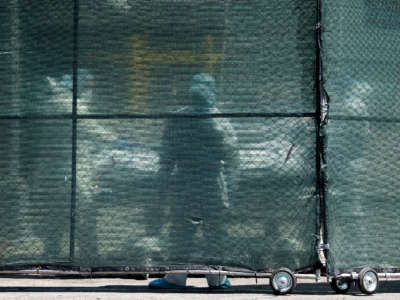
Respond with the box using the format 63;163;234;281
0;277;400;300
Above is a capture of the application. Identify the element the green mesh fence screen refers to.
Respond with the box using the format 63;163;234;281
0;0;319;271
323;0;400;273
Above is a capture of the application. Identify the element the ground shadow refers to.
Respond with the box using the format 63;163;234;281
0;280;400;295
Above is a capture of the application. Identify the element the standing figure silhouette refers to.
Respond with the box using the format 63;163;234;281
149;73;238;289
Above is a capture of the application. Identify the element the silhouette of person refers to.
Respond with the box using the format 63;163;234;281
149;73;238;289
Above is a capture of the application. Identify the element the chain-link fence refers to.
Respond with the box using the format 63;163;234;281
3;0;400;288
0;0;320;272
322;0;400;274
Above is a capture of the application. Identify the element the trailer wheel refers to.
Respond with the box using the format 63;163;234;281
358;268;378;295
270;268;296;295
330;278;351;294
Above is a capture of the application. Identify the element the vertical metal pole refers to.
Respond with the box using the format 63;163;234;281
9;0;27;234
70;0;79;263
8;0;22;251
315;0;328;267
10;0;21;102
315;0;322;249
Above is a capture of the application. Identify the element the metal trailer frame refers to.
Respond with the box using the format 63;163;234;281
0;268;321;281
2;266;400;293
333;272;400;280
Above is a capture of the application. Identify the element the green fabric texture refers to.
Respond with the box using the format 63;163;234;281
0;0;318;270
323;0;400;272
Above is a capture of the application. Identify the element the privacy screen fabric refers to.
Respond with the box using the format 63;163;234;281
0;0;319;271
322;0;400;273
74;117;317;269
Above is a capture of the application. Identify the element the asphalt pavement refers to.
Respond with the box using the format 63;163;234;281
1;277;400;299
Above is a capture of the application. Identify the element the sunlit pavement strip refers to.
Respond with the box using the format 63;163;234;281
0;278;400;299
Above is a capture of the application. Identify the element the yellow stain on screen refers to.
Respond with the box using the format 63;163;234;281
129;34;222;113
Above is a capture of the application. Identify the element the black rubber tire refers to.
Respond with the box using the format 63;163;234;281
359;268;379;295
270;268;297;295
330;278;351;294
